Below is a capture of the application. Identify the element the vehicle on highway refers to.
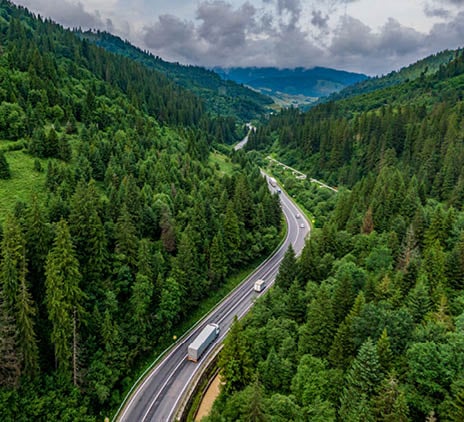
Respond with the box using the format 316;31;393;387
253;279;266;292
269;177;277;187
277;188;282;194
295;213;301;218
187;323;220;362
300;223;305;228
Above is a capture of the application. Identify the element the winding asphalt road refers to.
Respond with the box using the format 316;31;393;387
116;178;310;422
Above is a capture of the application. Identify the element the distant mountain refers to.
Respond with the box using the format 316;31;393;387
79;31;274;121
322;48;462;104
213;66;368;107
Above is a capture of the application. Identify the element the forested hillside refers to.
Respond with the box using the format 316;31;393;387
0;1;282;420
207;49;464;420
323;48;461;104
81;30;274;123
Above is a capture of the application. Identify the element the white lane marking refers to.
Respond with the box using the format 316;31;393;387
141;354;187;422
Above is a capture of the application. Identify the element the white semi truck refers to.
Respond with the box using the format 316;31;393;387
187;323;220;362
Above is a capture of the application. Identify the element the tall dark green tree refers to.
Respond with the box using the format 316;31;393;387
45;219;84;384
209;232;228;285
0;151;11;179
219;316;253;396
275;245;297;290
0;214;38;377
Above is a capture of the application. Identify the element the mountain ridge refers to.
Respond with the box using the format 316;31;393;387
213;66;368;107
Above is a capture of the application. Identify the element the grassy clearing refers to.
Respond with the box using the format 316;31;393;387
0;149;46;220
210;150;237;176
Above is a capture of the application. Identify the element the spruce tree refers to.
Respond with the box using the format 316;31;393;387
223;202;242;265
209;232;228;284
0;214;38;377
0;289;21;387
0;151;11;179
377;328;393;373
219;316;253;396
45;219;84;383
275;245;297;290
299;281;335;357
374;373;409;422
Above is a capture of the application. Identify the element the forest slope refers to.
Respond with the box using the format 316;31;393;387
0;1;282;420
81;30;274;122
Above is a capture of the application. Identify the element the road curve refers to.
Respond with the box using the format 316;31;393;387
116;176;310;422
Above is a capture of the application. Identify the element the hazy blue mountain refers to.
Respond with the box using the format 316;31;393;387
213;66;368;106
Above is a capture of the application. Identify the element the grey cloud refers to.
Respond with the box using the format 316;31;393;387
17;0;105;29
424;5;451;18
377;18;424;55
329;16;430;74
276;0;301;29
142;0;323;68
196;1;256;48
143;14;200;62
311;10;329;29
426;10;464;51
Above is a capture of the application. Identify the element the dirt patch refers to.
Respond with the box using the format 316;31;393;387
195;373;222;421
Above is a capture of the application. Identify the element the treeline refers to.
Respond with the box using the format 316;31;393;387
0;1;282;420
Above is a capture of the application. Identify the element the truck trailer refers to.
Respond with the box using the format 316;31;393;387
187;323;220;362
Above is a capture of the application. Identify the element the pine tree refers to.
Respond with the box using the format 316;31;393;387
347;338;382;396
374;373;409;422
209;232;228;284
244;376;268;422
69;180;108;292
407;276;433;323
45;219;84;383
0;151;11;179
377;328;393;373
329;292;365;369
219;316;253;396
223;202;242;266
115;204;138;268
275;245;297;290
299;281;335;357
0;214;38;377
25;194;50;298
0;289;21;387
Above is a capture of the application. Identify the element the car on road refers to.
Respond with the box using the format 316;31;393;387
299;223;305;228
295;213;301;218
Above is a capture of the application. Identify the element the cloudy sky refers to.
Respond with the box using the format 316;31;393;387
12;0;464;75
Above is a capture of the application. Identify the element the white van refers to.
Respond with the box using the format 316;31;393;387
254;279;266;292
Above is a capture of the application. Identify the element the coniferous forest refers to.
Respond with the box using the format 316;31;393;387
2;0;464;420
206;49;464;420
0;1;282;419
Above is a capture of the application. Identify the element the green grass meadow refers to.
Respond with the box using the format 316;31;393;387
0;149;46;221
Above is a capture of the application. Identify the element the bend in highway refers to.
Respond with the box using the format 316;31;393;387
116;176;309;422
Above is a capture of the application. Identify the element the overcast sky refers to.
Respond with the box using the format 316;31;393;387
12;0;464;75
